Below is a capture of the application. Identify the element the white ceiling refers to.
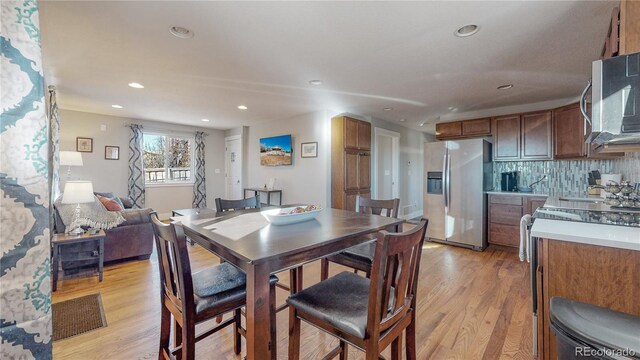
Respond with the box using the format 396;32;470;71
39;1;616;133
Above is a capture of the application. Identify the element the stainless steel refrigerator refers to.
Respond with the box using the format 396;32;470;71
423;139;492;250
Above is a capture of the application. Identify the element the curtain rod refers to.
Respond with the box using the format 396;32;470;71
122;122;209;136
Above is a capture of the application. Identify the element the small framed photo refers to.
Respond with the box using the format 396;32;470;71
76;137;93;152
300;142;318;158
104;146;120;160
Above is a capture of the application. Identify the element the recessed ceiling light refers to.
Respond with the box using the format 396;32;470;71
201;118;210;122
237;105;248;110
419;122;425;127
497;84;514;90
454;24;479;37
399;118;406;122
128;82;144;89
383;107;393;111
448;106;454;110
169;26;194;39
309;79;323;86
111;104;123;109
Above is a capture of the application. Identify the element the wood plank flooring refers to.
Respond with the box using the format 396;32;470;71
52;242;534;360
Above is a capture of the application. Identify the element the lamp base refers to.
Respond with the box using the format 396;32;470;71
66;227;85;236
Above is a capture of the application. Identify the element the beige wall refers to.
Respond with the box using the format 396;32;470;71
59;109;226;217
244;110;331;207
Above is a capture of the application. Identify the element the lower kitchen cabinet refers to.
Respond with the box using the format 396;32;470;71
488;194;547;248
536;239;640;360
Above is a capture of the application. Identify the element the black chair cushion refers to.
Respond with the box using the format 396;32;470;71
340;241;375;264
287;271;394;339
192;263;278;315
193;262;246;297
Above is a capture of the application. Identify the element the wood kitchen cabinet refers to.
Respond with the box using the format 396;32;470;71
521;111;553;160
536;239;640;360
332;116;372;210
601;0;640;58
435;121;462;139
492;115;521;161
553;103;587;159
488;194;548;248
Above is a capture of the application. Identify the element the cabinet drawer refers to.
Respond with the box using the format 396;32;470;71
490;204;523;225
489;223;520;247
489;195;523;206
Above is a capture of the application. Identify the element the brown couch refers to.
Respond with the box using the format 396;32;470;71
54;192;154;264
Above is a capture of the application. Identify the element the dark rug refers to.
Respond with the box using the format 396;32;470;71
52;293;107;341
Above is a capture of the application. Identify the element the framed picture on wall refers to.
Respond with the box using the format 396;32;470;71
76;137;93;152
104;146;120;160
300;142;318;158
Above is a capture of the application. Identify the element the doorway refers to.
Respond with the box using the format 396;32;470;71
225;135;243;199
373;128;400;200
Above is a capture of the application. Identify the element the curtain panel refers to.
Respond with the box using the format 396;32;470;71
192;131;207;208
0;1;53;358
128;124;145;208
48;86;61;204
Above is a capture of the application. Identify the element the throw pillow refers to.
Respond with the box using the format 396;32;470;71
96;194;125;211
95;192;126;209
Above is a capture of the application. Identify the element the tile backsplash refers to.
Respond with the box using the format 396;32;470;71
493;153;640;194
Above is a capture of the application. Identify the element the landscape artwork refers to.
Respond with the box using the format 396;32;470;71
260;134;292;166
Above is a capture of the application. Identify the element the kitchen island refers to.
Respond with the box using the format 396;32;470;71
530;203;640;360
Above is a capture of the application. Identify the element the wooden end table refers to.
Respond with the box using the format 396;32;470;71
51;230;105;291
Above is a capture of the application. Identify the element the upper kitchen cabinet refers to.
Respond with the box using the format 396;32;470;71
602;0;640;58
493;115;521;161
343;116;371;150
435;121;462;139
521;111;553;160
553;104;586;159
435;118;491;140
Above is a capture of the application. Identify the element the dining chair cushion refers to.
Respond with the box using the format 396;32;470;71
337;241;375;264
192;262;247;297
193;264;279;315
287;271;394;339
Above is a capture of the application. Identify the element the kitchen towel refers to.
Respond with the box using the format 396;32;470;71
519;214;532;262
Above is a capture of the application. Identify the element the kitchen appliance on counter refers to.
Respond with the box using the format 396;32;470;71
423;139;492;251
582;51;640;149
501;171;518;192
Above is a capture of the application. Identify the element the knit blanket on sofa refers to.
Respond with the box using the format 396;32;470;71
55;195;125;230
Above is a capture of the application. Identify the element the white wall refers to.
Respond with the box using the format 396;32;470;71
59;109;226;217
244;110;331;207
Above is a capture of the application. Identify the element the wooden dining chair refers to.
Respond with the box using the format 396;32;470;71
214;195;261;212
320;197;401;280
149;212;277;360
288;219;428;360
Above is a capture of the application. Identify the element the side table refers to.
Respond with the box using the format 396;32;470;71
51;230;105;291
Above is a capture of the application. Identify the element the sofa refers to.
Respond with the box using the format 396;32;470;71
54;192;154;264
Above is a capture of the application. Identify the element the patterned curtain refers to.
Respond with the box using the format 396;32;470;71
48;86;61;203
128;124;145;208
192;131;207;208
1;1;53;358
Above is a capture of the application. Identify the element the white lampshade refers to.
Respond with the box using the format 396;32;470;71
60;151;83;166
61;181;95;204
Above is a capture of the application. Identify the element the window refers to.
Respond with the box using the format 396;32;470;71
143;133;194;184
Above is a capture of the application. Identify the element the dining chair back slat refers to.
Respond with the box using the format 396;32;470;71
369;218;428;334
215;195;261;212
357;197;400;218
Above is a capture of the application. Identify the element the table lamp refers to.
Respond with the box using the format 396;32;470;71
61;181;94;235
60;151;83;180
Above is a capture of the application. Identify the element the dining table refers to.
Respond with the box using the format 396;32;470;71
172;205;404;360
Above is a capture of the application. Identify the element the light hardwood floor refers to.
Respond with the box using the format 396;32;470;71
52;241;534;360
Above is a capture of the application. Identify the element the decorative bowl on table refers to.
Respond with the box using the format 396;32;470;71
261;205;322;225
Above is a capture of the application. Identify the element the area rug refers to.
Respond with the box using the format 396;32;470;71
52;293;107;341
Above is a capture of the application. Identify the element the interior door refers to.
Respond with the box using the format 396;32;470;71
446;139;484;248
424;142;446;241
225;137;242;199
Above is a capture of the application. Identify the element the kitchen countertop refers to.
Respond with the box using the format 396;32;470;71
531;219;640;251
485;190;549;197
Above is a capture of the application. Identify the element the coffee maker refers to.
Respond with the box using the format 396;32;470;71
501;171;518;192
